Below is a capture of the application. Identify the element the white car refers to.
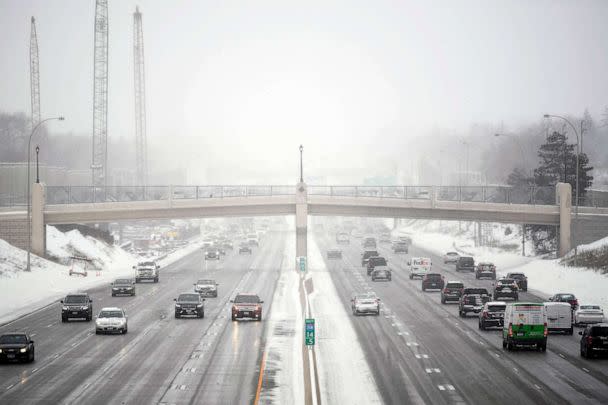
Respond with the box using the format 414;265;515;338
574;305;605;326
95;307;128;334
443;251;460;264
351;293;380;316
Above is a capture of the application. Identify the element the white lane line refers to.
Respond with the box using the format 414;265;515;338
46;323;54;328
30;333;36;337
446;385;455;391
558;353;565;358
494;353;501;358
438;385;445;391
422;354;429;359
406;342;419;347
425;368;432;373
534;384;541;390
582;367;590;373
415;354;421;359
434;368;441;373
6;384;15;390
31;368;38;373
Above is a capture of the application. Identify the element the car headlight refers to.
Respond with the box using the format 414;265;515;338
62;306;69;311
0;349;3;353
197;304;203;308
20;347;28;353
82;306;89;310
175;304;181;308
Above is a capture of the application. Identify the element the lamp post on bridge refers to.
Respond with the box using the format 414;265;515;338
35;146;40;183
299;145;304;183
26;116;64;272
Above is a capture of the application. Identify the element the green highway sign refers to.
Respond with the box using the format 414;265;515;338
299;256;307;272
305;318;315;345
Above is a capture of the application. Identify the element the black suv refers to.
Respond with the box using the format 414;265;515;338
361;250;379;267
111;278;135;296
580;323;608;358
441;281;464;304
61;293;93;322
366;256;387;275
475;262;496;279
506;272;528;291
456;256;475;272
459;288;491;317
421;273;445;291
479;302;507;330
493;278;519;300
0;333;35;363
174;293;205;318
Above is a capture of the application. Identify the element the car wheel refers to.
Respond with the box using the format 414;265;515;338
95;330;100;335
568;327;573;335
581;346;586;357
258;313;263;321
479;321;485;330
502;340;507;349
459;310;464;318
539;343;547;352
62;317;67;323
441;298;445;304
123;327;128;334
475;274;479;279
175;313;180;319
422;286;426;291
507;342;513;351
154;277;159;283
112;292;116;297
409;274;413;280
201;311;205;318
232;315;237;321
135;278;140;283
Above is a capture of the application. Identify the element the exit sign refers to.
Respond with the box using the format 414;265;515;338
305;318;315;345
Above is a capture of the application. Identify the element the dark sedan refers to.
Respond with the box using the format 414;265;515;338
0;333;35;363
111;278;136;296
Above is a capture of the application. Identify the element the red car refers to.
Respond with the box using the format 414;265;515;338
231;293;264;321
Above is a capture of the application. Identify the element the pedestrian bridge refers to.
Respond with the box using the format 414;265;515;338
1;183;607;258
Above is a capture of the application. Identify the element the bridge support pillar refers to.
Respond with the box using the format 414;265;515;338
296;182;308;259
557;182;572;257
31;182;46;257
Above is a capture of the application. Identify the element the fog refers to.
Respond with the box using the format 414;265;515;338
2;0;608;185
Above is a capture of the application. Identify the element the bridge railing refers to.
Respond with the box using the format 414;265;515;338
45;185;295;204
308;186;432;199
436;186;556;205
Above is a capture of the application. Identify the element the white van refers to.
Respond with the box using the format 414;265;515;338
545;302;573;335
408;257;432;279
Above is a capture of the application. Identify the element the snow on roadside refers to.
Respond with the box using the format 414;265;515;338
0;228;203;326
259;237;304;405
394;219;608;311
307;236;382;404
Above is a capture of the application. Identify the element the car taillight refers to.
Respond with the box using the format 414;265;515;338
443;288;448;293
573;299;578;306
508;323;513;337
587;336;593;345
482;311;488;318
543;322;548;337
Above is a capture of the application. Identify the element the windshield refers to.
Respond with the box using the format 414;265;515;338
0;335;27;344
234;295;260;303
114;279;132;285
139;261;156;267
591;327;608;337
558;294;575;300
370;257;387;265
98;311;124;318
446;283;463;288
479;264;494;270
178;294;200;302
488;305;506;312
460;257;474;264
64;295;87;303
580;305;601;310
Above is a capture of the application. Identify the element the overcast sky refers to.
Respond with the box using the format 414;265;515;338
2;0;608;169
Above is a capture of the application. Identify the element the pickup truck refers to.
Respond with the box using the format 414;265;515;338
459;288;491;317
133;261;160;283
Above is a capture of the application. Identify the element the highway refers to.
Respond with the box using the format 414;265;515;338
316;233;608;404
0;232;286;405
1;230;607;404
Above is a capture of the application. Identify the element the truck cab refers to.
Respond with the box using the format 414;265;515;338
134;261;160;283
408;257;432;279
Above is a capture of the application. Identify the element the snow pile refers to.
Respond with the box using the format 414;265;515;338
0;238;64;277
46;226;133;270
576;235;608;254
563;235;608;272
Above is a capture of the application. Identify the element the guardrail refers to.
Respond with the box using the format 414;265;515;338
0;185;605;208
44;185;295;205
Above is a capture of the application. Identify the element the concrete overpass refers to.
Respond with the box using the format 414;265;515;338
2;182;608;259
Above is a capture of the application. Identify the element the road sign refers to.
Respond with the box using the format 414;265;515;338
305;318;315;345
299;256;307;272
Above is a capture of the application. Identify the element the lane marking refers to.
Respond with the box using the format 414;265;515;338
582;367;590;373
558;353;565;358
438;385;445;391
254;350;267;404
6;384;14;390
534;384;541;390
446;385;455;391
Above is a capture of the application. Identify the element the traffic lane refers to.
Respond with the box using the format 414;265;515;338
321;251;457;405
330;237;562;405
0;247;207;381
390;243;608;377
60;246;264;405
375;243;608;402
161;232;286;405
0;241;260;403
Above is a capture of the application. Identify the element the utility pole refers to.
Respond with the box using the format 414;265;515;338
299;145;304;183
92;0;109;188
133;6;148;186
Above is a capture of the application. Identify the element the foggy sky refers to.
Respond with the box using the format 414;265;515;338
1;0;608;170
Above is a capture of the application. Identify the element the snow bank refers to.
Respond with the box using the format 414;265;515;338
395;219;608;310
0;227;203;326
307;237;382;404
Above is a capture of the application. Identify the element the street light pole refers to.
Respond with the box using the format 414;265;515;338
26;116;64;271
544;114;581;263
299;145;304;183
35;145;40;183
